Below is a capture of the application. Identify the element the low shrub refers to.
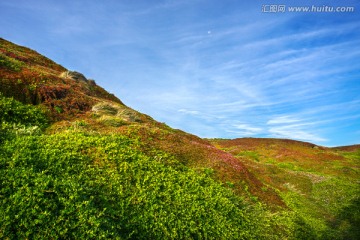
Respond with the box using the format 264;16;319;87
0;94;48;142
0;132;266;239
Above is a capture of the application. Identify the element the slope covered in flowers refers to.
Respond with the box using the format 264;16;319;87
211;138;360;239
1;38;359;239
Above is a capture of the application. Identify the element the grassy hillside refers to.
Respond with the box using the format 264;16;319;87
0;38;283;207
211;138;360;239
0;38;121;120
1;38;359;239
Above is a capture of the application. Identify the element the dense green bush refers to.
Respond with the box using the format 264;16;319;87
0;94;48;142
0;132;266;239
0;94;48;127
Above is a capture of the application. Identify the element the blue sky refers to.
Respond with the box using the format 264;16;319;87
1;0;359;146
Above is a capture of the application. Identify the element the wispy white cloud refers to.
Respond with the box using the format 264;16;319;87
178;109;200;115
268;126;327;143
265;115;327;142
228;123;263;136
267;116;302;125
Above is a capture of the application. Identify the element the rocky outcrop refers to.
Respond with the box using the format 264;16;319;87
60;71;88;82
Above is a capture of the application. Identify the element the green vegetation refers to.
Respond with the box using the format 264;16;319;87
280;177;360;240
0;96;273;239
0;94;48;126
237;151;260;162
1;38;359;239
0;119;268;238
1;96;357;240
213;138;360;240
0;94;331;239
0;53;24;72
0;94;48;142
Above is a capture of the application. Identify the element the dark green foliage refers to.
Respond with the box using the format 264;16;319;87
0;94;48;142
335;196;360;240
0;94;48;127
0;133;264;239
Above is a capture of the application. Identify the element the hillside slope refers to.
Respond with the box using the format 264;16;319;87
211;138;360;239
0;38;122;120
0;38;285;207
1;38;359;239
